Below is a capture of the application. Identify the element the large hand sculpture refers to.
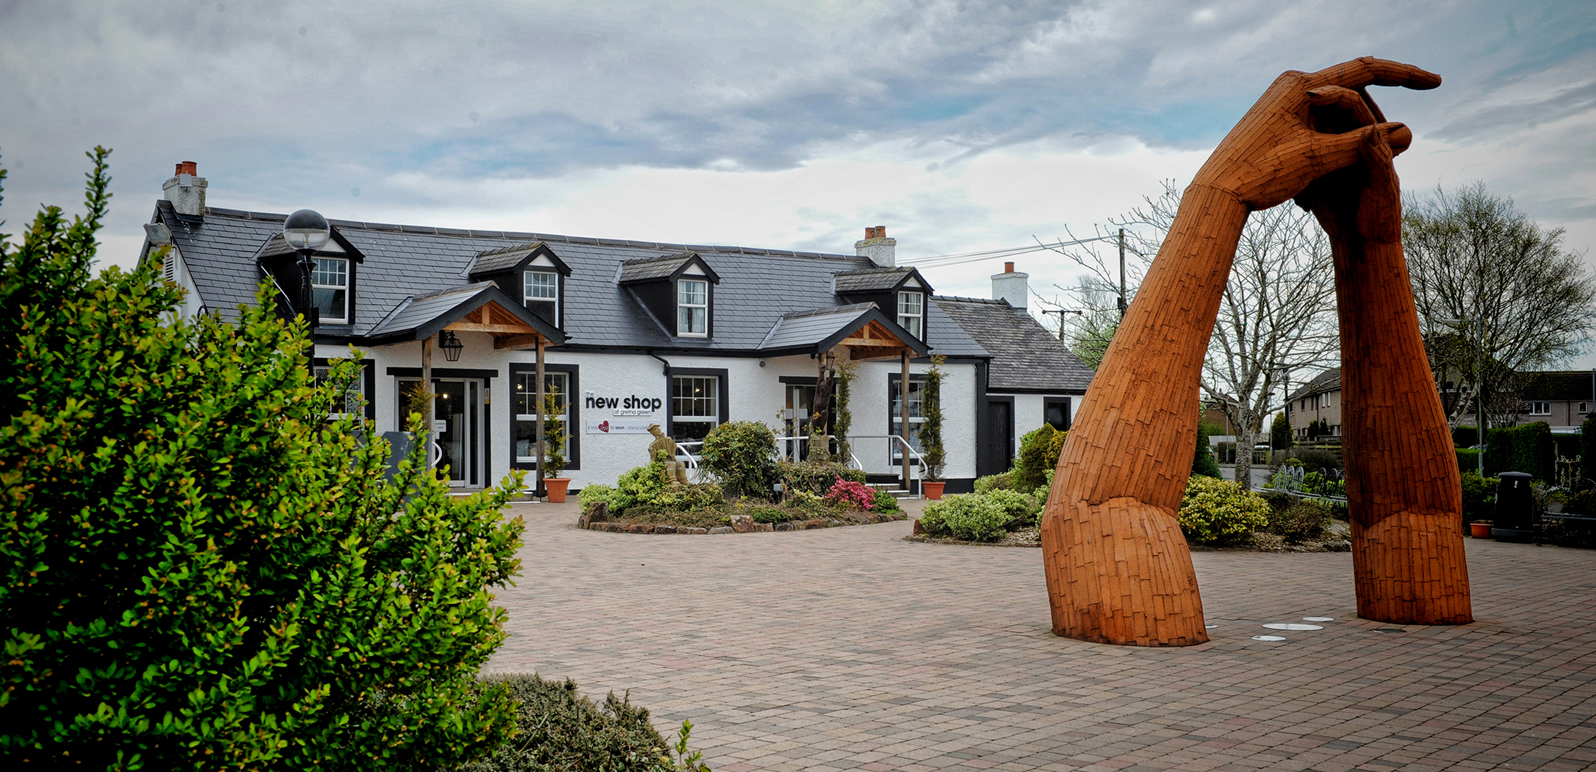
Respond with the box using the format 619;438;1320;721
1041;58;1468;646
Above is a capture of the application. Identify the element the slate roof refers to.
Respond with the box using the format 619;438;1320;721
833;266;927;294
155;205;986;357
1520;371;1596;402
757;303;930;358
1288;369;1342;402
472;242;547;274
935;297;1095;392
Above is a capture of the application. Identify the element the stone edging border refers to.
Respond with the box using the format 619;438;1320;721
579;512;909;535
902;535;1041;548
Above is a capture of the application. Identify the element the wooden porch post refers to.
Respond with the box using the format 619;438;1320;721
421;333;434;469
901;349;911;494
535;337;546;498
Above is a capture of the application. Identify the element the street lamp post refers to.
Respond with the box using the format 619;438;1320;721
282;209;331;337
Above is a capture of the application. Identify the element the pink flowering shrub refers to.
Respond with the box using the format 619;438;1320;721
823;477;876;510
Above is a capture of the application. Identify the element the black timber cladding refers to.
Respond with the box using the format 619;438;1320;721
154;205;986;357
936;296;1093;392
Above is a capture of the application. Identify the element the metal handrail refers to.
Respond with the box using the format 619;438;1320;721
846;434;928;480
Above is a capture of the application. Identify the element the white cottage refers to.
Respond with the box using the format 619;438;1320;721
139;163;1093;494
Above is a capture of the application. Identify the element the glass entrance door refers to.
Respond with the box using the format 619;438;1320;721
398;377;483;488
785;383;816;460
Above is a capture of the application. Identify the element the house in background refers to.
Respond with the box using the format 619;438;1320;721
1287;368;1342;440
138;163;1092;494
1511;371;1595;433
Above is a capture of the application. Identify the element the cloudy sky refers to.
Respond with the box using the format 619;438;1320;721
3;0;1593;359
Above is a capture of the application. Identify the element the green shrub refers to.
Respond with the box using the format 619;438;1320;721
618;460;669;505
1178;476;1270;545
1565;488;1596;516
1459;471;1500;522
1014;424;1059;492
651;482;725;513
779;459;865;495
0;150;522;769
918;356;946;480
872;487;901;513
1268;499;1333;544
973;472;1014;493
1583;415;1596;486
747;505;794;524
454;673;708;772
1270;412;1291;450
919;493;1011;542
700;420;779;498
580;483;633;514
983;488;1043;529
1290;447;1342;474
1486;421;1554;480
1456;447;1481;475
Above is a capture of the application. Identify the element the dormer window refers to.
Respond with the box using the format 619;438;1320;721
524;270;559;320
897;291;923;339
312;257;349;324
678;279;709;336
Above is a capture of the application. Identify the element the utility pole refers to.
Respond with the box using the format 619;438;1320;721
1041;309;1082;341
1117;228;1127;319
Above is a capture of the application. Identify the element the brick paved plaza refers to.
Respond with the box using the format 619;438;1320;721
489;501;1596;771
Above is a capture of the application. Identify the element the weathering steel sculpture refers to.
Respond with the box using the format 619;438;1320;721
1041;57;1472;647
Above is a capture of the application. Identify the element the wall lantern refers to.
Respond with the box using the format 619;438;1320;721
439;330;465;362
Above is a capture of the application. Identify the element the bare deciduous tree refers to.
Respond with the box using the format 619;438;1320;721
1406;182;1596;430
1043;180;1339;488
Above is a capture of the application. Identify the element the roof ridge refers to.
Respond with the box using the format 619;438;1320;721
197;206;862;262
935;294;1009;305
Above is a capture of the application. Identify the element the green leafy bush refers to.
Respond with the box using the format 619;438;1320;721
973;472;1014;493
1563;488;1596;516
0;150;523;769
454;673;709;772
1192;423;1222;478
650;482;725;513
700;421;779;498
747;505;794;524
779;460;865;495
1268;499;1333;543
580;483;633;514
1290;448;1342;474
1460;471;1500;522
918;356;946;480
919;494;1011;542
1178;476;1270;545
982;488;1042;529
618;459;670;505
1014;424;1059;492
872;487;901;513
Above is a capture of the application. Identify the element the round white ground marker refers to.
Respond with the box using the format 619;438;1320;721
1251;635;1286;641
1263;623;1323;631
1303;617;1334;622
1205;625;1218;629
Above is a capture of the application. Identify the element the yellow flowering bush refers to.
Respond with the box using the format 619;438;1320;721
1178;476;1270;545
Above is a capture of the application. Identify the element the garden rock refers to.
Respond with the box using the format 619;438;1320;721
730;514;755;533
709;526;734;534
578;501;609;528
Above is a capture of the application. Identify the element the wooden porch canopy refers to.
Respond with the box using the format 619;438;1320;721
756;303;930;361
361;281;566;348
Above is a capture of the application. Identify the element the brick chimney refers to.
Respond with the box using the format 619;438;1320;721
854;225;896;268
162;161;207;217
991;261;1029;309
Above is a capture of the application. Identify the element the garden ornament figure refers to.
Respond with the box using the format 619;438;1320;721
1042;57;1472;647
647;424;691;488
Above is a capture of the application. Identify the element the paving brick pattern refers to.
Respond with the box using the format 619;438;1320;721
489;501;1596;771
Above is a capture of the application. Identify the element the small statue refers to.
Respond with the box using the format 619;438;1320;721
647;424;691;488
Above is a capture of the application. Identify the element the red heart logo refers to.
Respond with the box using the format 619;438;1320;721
599;421;610;433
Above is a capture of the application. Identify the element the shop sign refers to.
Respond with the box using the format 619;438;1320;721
585;419;656;435
584;394;663;416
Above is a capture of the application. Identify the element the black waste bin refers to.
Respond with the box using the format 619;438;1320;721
1492;471;1536;543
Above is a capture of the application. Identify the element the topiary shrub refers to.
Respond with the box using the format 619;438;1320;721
919;494;1011;542
1178;476;1270;545
779;460;865;496
700;420;779;499
454;673;709;772
1014;424;1058;492
1;150;523;769
1268;499;1333;544
1192;423;1222;478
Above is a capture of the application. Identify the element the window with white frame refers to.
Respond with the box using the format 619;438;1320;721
670;375;719;441
515;372;569;463
1580;401;1589;414
311;257;349;323
897;291;924;339
1529;401;1551;415
313;363;365;419
523;270;559;319
888;377;926;461
678;279;708;336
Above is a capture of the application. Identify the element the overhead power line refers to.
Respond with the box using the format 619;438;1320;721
901;234;1120;269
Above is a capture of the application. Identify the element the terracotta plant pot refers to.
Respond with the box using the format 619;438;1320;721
923;481;946;501
544;477;570;503
1470;522;1493;539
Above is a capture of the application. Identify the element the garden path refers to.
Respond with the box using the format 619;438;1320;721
489;500;1596;771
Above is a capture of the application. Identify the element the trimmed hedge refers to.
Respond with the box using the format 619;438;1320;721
1485;421;1553;480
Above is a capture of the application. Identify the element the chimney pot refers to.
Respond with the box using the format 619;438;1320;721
854;225;897;267
1004;261;1014;273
